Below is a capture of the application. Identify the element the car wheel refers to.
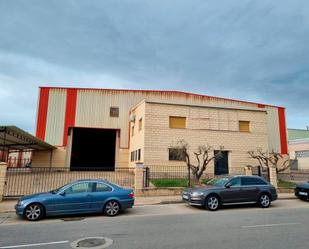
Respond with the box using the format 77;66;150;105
24;203;44;221
259;193;271;208
205;195;220;211
104;200;121;216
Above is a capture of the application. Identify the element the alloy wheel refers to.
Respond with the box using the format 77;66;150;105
105;201;120;216
260;194;270;208
207;196;219;211
25;204;42;221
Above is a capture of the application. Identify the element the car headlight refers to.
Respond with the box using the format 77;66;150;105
191;191;204;197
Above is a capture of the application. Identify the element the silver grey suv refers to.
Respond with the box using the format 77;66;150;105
182;175;277;211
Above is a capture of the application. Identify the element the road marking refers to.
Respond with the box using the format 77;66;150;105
0;240;69;248
242;222;302;228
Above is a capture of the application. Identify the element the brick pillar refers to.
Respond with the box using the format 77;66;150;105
244;166;253;176
269;167;278;188
0;162;8;201
134;163;145;191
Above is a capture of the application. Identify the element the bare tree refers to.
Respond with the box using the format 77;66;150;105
170;140;224;183
248;148;292;177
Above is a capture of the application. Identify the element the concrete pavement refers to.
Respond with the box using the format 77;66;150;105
0;193;297;214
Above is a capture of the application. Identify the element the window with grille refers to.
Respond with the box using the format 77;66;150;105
169;148;186;161
110;107;119;117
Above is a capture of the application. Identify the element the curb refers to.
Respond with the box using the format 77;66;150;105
136;196;297;206
0;196;298;213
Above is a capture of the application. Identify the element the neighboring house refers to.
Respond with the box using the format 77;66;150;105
0;150;32;167
32;87;288;176
288;129;309;171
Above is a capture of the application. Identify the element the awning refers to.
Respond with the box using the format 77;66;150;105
0;126;55;151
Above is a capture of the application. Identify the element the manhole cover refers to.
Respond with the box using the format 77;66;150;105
71;237;113;249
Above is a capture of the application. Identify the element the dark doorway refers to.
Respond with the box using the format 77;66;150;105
70;128;117;171
214;151;229;175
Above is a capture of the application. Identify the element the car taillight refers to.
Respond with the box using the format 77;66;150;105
129;192;134;198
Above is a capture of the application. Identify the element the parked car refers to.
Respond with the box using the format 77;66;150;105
294;181;309;200
15;179;134;221
182;175;277;211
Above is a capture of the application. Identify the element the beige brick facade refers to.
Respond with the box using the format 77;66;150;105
130;100;269;175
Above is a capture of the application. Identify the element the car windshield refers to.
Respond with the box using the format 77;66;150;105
49;183;70;194
208;178;229;186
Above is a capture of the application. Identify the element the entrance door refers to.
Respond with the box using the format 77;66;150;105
214;151;229;175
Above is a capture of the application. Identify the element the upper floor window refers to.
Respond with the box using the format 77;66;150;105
239;121;250;132
138;118;143;131
169;116;186;129
110;107;119;117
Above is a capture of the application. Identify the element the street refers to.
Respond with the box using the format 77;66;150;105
0;199;308;249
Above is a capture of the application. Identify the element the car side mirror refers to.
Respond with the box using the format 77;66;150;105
225;182;232;188
59;192;66;196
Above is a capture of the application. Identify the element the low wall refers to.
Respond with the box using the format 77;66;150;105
135;187;184;197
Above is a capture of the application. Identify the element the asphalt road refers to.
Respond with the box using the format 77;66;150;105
0;199;308;249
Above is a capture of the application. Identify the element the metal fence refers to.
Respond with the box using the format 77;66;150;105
145;165;215;188
7;158;32;168
3;167;134;197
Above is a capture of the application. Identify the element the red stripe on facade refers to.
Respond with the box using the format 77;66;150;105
17;151;23;167
36;88;49;140
63;89;77;146
278;107;288;154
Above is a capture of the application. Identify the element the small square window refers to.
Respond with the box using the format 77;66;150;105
239;121;250;132
110;107;119;117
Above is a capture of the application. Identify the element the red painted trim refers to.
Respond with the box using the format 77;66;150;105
257;104;265;108
39;86;283;108
278;107;288;154
17;151;23;167
63;89;77;146
36;88;49;140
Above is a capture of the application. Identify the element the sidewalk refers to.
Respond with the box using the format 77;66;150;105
0;193;296;213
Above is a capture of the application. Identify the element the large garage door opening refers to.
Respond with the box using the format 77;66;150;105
70;128;117;171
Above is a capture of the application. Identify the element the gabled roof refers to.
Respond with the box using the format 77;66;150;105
39;86;283;109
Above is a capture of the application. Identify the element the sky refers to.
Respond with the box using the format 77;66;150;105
0;0;309;134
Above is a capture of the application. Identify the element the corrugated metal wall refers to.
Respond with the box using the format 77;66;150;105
266;107;281;153
45;89;66;145
41;88;283;152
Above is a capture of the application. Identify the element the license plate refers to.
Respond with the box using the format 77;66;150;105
299;191;308;196
183;195;189;200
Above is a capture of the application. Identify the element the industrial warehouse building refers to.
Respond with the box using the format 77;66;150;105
32;87;288;175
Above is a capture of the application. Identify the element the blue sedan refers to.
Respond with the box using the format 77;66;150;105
15;179;134;221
